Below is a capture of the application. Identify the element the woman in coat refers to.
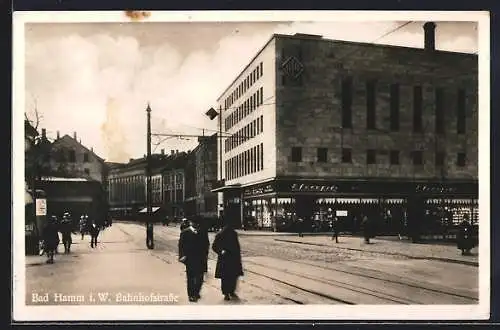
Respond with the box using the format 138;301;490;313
212;221;244;301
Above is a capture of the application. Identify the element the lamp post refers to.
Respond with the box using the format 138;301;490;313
205;106;223;220
146;103;154;249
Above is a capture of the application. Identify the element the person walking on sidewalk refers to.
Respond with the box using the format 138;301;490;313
60;212;74;254
361;214;372;244
178;219;207;302
89;218;101;248
297;217;304;237
212;221;244;301
327;209;339;243
43;216;60;264
79;215;88;240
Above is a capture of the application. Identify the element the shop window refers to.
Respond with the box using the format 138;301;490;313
435;151;445;167
367;149;376;164
366;80;376;130
457;152;466;167
412;150;423;165
342;148;352;163
390;150;399;165
317;148;327;163
457;89;466;134
390;83;400;131
413;85;423;133
341;77;352;129
291;147;302;162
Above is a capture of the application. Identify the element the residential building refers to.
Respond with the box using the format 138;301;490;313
214;23;478;231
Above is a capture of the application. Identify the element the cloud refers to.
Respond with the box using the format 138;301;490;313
25;21;477;162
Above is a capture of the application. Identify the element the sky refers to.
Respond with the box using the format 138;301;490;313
24;17;478;163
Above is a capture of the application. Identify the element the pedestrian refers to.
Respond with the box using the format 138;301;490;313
297;217;304;237
361;214;371;244
178;219;208;302
146;222;154;249
457;214;474;255
60;212;73;254
196;217;210;280
43;216;60;264
89;219;100;248
212;221;244;301
326;209;339;243
180;218;190;231
79;215;87;240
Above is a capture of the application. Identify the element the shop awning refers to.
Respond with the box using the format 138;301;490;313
138;207;161;213
211;184;241;193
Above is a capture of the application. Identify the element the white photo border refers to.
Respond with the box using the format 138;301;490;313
12;10;491;321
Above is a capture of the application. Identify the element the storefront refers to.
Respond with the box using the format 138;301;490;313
240;178;478;233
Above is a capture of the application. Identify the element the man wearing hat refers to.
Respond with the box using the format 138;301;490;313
60;212;74;253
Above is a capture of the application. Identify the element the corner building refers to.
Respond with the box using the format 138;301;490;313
215;25;478;232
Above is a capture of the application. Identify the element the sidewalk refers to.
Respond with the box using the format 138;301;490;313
272;234;479;266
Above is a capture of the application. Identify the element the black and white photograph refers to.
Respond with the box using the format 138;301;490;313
13;10;490;321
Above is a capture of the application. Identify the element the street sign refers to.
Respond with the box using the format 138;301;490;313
35;198;47;216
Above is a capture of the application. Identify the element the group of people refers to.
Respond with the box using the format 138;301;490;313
178;217;243;302
41;211;104;264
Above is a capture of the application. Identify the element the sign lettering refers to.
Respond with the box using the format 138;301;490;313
291;183;339;193
415;184;456;194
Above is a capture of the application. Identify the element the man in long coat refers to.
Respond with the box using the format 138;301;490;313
178;219;209;302
212;221;244;301
60;212;73;253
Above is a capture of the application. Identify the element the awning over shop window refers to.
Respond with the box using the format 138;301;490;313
317;198;336;204
138;207;161;213
426;199;476;205
383;198;405;204
336;198;361;204
359;198;379;204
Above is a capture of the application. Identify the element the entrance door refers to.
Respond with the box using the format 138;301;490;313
296;195;315;230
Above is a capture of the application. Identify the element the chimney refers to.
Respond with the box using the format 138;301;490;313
423;22;436;51
41;128;46;139
56;131;60;139
91;147;94;152
161;149;165;155
73;131;77;139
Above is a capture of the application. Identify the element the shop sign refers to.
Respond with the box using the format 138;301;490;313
35;198;47;216
415;184;457;194
244;183;275;197
291;183;339;193
336;210;348;217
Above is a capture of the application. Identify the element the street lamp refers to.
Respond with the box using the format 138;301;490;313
146;103;154;249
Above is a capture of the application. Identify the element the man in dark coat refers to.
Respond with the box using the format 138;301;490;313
178;219;209;302
212;221;244;301
326;209;339;243
43;216;60;264
457;214;474;255
89;218;100;248
60;212;73;254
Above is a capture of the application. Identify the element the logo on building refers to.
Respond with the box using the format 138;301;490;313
281;56;304;79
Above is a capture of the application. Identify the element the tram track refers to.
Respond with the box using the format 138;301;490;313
117;223;478;305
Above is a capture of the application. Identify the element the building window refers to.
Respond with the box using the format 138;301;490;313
412;150;423;165
84;168;90;175
83;152;89;162
260;143;264;170
260;87;263;104
342;148;352;163
457;89;466;134
366;80;376;130
317;148;327;163
256;145;260;171
413;86;423;132
436;151;445;167
341;77;353;129
260;62;263;77
390;83;400;131
390;150;399;165
435;88;445;134
260;115;263;132
291;147;302;162
457;152;466;167
367;149;376;164
69;149;76;162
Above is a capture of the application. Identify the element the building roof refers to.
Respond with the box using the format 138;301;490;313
216;32;477;101
52;134;106;162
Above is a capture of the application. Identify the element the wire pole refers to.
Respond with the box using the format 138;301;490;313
146;103;154;249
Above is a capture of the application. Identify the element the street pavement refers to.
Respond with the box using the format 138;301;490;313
25;222;479;306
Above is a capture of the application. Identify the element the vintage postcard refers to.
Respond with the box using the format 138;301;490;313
13;10;490;321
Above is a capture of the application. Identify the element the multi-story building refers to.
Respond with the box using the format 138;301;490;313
185;134;218;219
214;22;478;231
107;150;189;220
